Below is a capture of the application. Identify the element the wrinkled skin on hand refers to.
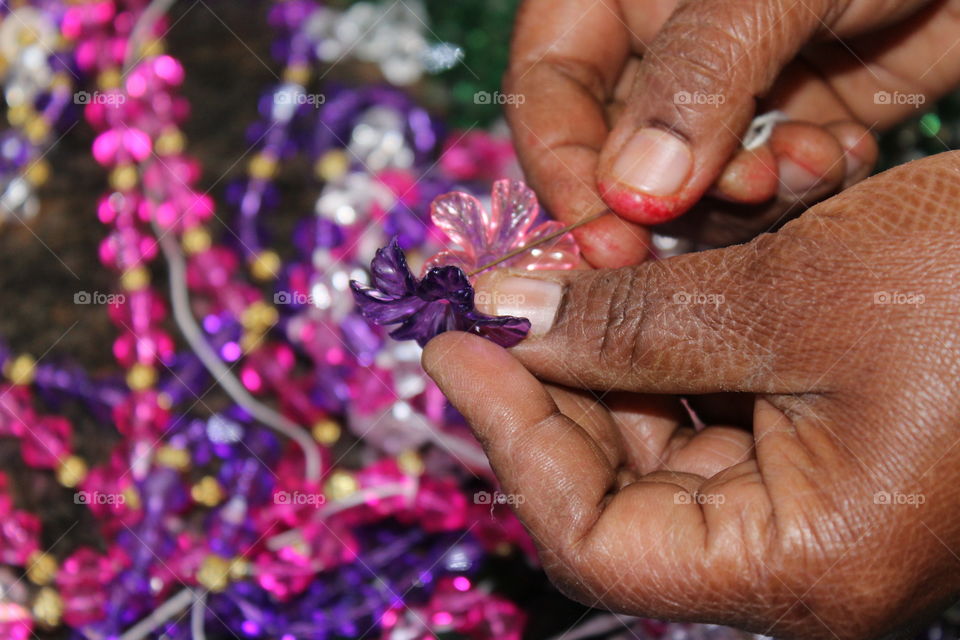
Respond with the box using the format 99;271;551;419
506;0;960;266
423;151;960;639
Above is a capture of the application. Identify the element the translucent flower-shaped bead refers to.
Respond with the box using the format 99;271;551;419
425;180;579;277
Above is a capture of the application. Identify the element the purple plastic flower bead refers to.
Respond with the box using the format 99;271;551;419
351;238;530;347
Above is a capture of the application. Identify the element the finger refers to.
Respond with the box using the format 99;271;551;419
472;238;828;396
824;120;878;188
804;0;960;128
757;60;880;188
505;0;653;266
545;384;626;468
596;0;838;224
421;331;616;550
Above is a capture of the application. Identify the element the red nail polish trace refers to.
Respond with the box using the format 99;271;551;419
599;180;687;225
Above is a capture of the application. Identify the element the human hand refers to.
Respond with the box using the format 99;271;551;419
506;0;960;266
423;151;960;639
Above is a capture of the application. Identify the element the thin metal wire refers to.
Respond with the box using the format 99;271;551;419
466;208;609;277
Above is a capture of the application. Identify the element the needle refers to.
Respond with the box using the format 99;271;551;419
466;208;610;277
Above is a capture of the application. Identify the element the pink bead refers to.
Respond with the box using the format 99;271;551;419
0;386;33;439
80;451;143;533
408;478;467;532
124;128;152;161
186;247;239;291
153;55;185;85
108;290;167;331
21;416;72;469
0;604;33;640
0;510;40;565
112;328;174;367
245;343;296;390
98;227;158;270
377;169;418;206
113;392;170;440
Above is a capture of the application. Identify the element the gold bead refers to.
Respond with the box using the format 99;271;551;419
248;153;278;180
6;104;31;127
311;419;341;445
156;392;173;410
139;39;164;58
190;476;224;507
250;250;281;281
126;363;157;391
156;445;190;471
51;72;71;90
109;165;139;191
26;551;58;586
120;266;150;291
241;301;278;333
18;28;38;47
56;455;88;488
25;159;50;186
229;557;251;581
122;485;142;509
25;116;50;143
283;64;311;85
324;470;358;501
314;150;349;182
181;227;211;255
32;587;63;627
240;331;264;354
97;68;121;89
6;354;36;385
397;450;424;476
155;129;185;156
196;555;232;593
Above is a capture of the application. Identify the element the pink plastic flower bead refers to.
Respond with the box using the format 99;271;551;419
424;179;579;277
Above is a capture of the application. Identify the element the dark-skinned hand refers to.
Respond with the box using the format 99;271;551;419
506;0;960;266
423;151;960;639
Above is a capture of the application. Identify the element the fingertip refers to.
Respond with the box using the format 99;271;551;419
713;145;779;204
824;120;878;186
575;214;652;268
421;331;488;384
769;122;846;199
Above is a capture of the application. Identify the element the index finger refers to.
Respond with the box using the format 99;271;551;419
504;0;653;268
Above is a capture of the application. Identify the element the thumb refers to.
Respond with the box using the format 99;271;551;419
597;0;836;224
474;238;819;395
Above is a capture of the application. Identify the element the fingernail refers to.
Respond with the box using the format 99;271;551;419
777;157;821;196
477;276;563;337
611;128;693;197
